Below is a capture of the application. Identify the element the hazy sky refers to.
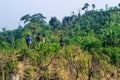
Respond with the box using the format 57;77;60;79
0;0;120;31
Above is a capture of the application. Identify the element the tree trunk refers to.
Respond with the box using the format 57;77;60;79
88;71;92;80
75;67;79;80
88;61;92;80
15;74;19;80
2;71;5;80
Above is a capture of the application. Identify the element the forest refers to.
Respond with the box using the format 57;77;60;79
0;3;120;80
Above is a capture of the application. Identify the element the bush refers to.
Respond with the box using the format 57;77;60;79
79;36;102;51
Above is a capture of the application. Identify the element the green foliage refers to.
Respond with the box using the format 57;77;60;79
24;68;33;79
20;13;46;25
1;41;11;50
43;43;60;55
19;48;33;60
1;5;120;79
103;47;120;65
49;17;61;30
20;14;31;23
14;38;26;50
80;36;101;51
4;57;18;74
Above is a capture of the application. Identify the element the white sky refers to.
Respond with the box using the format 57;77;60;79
0;0;120;31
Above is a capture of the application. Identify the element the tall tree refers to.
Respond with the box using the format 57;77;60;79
20;13;46;25
82;3;89;12
118;3;120;8
2;27;7;39
62;16;70;29
2;27;6;32
105;4;108;11
30;13;46;25
49;17;61;30
92;4;95;10
20;14;31;24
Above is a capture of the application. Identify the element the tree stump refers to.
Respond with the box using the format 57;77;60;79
8;73;15;80
8;73;19;80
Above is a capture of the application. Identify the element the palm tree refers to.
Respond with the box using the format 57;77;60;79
71;11;75;15
82;3;89;12
118;3;120;8
92;4;95;10
85;3;89;11
2;27;6;31
105;4;108;11
82;6;86;11
2;27;7;37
